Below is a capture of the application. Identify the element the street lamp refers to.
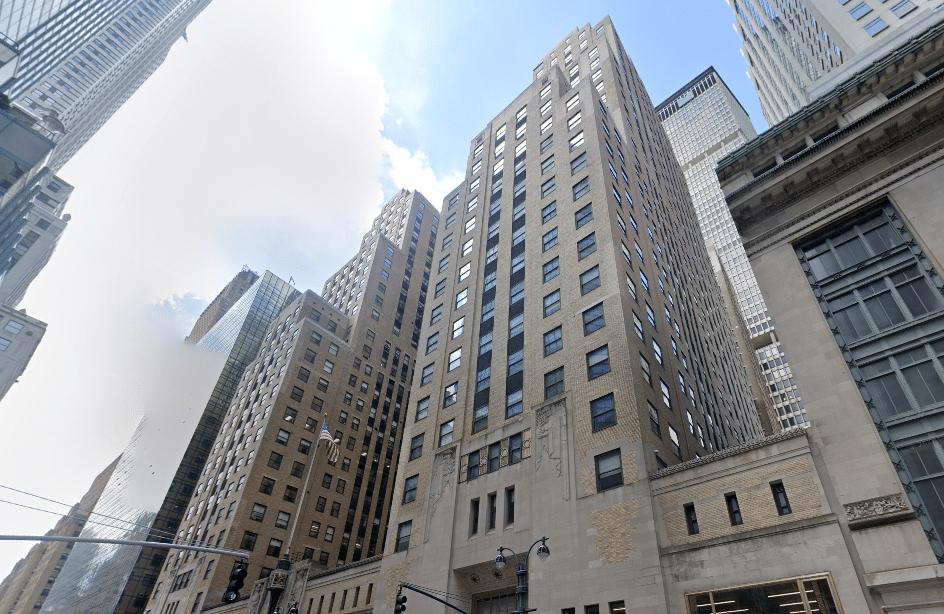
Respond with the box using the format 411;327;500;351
495;537;550;614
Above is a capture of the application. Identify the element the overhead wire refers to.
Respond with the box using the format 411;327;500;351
0;499;176;544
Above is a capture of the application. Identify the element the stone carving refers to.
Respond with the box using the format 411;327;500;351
286;562;310;606
425;446;457;542
522;427;532;459
534;400;569;500
479;452;487;473
268;568;288;589
246;580;266;614
500;437;509;467
844;494;909;521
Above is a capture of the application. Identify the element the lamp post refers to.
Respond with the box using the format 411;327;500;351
494;537;550;614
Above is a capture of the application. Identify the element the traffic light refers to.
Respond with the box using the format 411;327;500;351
222;563;248;603
394;593;408;614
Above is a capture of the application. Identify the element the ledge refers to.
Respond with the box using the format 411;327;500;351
660;513;838;556
848;510;917;531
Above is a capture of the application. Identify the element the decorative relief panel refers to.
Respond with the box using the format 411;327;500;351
425;445;457;542
522;427;532;459
844;493;910;523
500;437;509;467
534;399;570;500
458;455;469;484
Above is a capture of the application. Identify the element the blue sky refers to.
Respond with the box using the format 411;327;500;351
0;0;766;578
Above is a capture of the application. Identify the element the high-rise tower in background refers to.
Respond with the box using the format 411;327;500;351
727;0;943;125
40;270;297;614
0;0;213;171
658;67;807;431
377;17;764;613
146;190;438;613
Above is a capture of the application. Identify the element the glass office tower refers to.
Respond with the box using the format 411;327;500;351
658;68;807;431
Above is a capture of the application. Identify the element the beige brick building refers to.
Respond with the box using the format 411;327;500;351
146;190;439;614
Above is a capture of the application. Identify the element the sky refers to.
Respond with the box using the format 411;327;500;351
0;0;767;579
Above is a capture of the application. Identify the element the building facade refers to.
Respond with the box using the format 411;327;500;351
0;457;119;614
727;0;944;125
377;17;765;614
40;271;297;614
187;269;260;346
0;0;213;171
145;190;439;614
718;17;944;608
0;302;45;400
658;67;806;431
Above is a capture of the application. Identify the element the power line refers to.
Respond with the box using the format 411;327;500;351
0;499;174;543
0;483;178;539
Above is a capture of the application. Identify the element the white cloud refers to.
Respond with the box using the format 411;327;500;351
381;138;464;206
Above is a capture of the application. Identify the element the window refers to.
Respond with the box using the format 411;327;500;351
567;111;582;130
653;339;663;365
633;312;644;340
268;452;283;470
403;475;418;503
540;134;553;153
544;327;563;356
260;477;275;495
660;379;671;409
444;382;459;407
290;461;304;478
849;2;871;19
511;253;525;274
865;16;888;35
430;304;443;324
541;177;556;198
309;522;321;538
459;262;471;281
468;450;481;480
472;404;489;433
639;353;651;385
291;386;305;401
573;177;590;200
315;497;326;512
434;278;446;298
393;521;412;553
409;433;424;460
240;531;258;551
544;290;561;317
772;483;792;515
508;313;524;339
595;449;622;492
569;131;584;151
545;367;565;399
583;303;605;335
591;394;616;431
439;420;455;446
577;234;597;260
669;425;681;457
506;487;515;524
587;346;610;379
283;407;297;423
426;332;439;355
684;504;699;535
448;349;462;371
571;151;587;175
462;238;474;256
416;396;430;421
284;485;298;503
323;360;334;374
322;473;333;489
455;289;468;309
482;300;495;322
508;350;524;376
438;255;450;273
543;257;560;282
542;201;557;223
575;204;593;228
891;0;917;17
541;116;553;134
506;389;523;418
648;401;660;436
250;503;267;522
275;511;290;529
509;433;523;464
726;494;743;525
543;228;558;251
580;266;601;295
541;155;555;175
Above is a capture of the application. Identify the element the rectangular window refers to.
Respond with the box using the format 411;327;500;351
543;257;560;283
448;348;462;371
439;420;455;446
409;433;424;461
506;487;515;524
566;93;580;111
544;290;561;317
545;367;565;399
544;327;563;356
726;493;743;525
426;332;439;355
541;176;556;198
571;152;587;175
849;2;871;19
573;177;590;200
395;521;412;552
488;442;501;472
587;345;610;379
591;393;616;431
577;233;597;260
473;405;489;433
569;132;584;151
595;449;622;492
541;117;553;134
541;155;555;174
567;112;582;130
509;433;523;465
580;266;601;294
575;204;593;228
510;282;525;305
772;483;792;515
416;396;430;421
506;389;523;418
649;401;660;436
470;498;480;535
543;227;559;252
669;425;681;457
403;475;418;503
583;303;605;335
685;504;699;535
540;134;553;153
507;349;524;376
444;382;459;407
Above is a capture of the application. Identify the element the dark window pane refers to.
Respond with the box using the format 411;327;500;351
863;223;900;254
898;277;939;317
864;292;905;330
901;361;944;408
835;236;869;267
866;373;909;418
808;250;840;279
833;304;870;340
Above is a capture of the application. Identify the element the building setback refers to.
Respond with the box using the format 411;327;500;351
377;16;764;614
0;457;119;614
658;67;806;431
40;271;297;614
146;190;439;613
727;0;944;125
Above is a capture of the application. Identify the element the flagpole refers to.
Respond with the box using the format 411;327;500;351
285;412;329;558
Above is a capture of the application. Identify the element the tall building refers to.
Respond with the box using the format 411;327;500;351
0;457;119;614
145;190;439;614
377;16;765;614
186;269;260;346
657;67;807;431
40;271;297;614
719;15;944;602
0;302;45;399
727;0;944;125
0;0;213;171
